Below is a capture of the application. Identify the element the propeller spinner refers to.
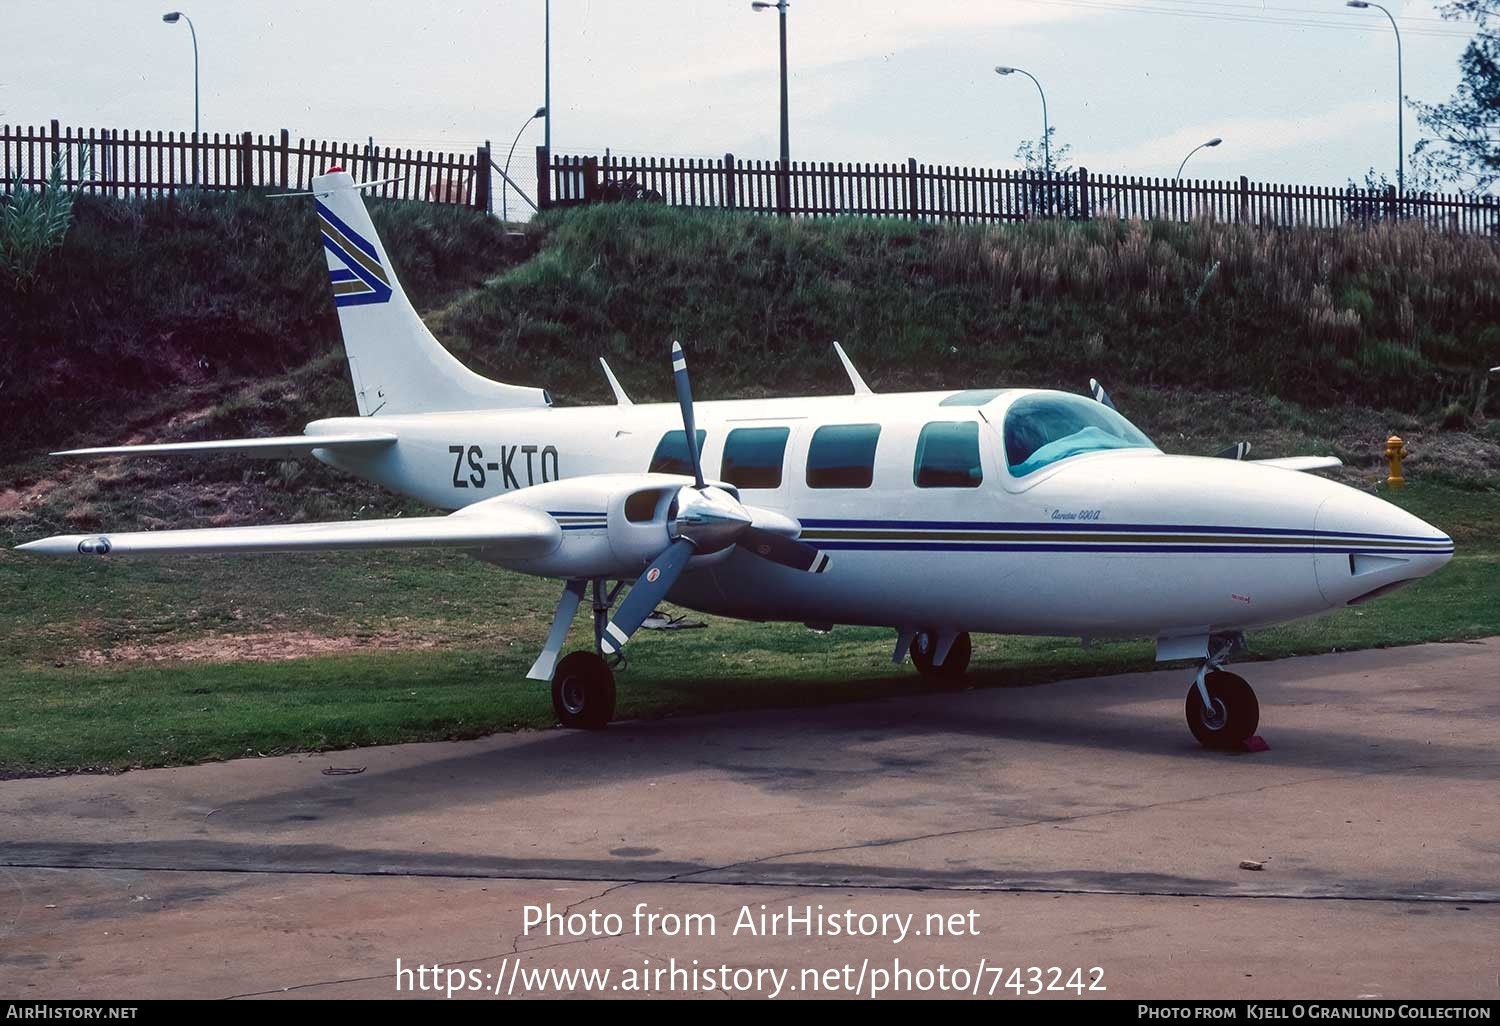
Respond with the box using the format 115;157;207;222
600;343;829;655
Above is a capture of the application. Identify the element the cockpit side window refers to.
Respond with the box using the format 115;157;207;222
1003;393;1156;477
914;421;983;488
650;429;708;476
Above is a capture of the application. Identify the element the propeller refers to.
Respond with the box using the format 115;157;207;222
1088;377;1116;411
599;343;829;655
672;342;707;490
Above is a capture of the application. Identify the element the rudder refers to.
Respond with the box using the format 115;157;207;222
312;169;550;416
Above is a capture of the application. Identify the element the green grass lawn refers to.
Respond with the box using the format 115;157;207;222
1;485;1496;776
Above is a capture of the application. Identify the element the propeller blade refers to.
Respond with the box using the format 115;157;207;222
1088;378;1116;410
1212;441;1252;460
600;537;697;655
736;526;831;574
671;341;706;489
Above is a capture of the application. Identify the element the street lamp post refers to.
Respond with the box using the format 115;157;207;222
752;0;791;214
544;0;551;154
994;65;1049;175
1176;137;1223;179
1346;0;1403;192
504;107;547;222
161;10;199;187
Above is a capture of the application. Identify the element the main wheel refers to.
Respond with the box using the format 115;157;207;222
1185;670;1259;750
910;631;972;682
552;651;617;730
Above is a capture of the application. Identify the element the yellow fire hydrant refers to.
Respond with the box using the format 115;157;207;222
1384;435;1408;489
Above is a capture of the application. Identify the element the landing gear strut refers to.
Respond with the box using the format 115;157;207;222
530;578;624;730
1185;637;1258;750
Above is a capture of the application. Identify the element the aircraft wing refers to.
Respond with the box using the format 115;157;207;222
15;506;560;559
51;433;397;459
1251;456;1343;473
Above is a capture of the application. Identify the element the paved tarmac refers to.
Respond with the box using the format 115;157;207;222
1;640;1497;1000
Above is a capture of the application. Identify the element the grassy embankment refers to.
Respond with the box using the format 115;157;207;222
1;193;1496;774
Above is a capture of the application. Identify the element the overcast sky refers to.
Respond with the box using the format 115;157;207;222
2;1;1486;212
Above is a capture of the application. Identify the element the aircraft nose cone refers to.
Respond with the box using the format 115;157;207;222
1313;488;1453;606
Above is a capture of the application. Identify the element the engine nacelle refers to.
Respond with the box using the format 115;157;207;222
467;474;736;579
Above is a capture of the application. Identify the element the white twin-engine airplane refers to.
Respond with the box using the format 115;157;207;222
18;169;1455;749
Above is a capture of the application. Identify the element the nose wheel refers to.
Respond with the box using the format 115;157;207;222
1186;669;1259;750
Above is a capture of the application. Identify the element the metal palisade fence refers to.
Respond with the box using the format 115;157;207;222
538;147;1500;234
1;121;492;209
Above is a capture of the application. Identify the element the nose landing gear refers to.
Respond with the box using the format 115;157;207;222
1185;637;1259;749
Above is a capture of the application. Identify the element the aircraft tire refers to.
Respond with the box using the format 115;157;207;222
910;630;972;682
1185;670;1259;750
552;651;617;730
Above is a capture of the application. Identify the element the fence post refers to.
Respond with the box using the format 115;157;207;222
49;118;61;175
1384;183;1397;222
279;129;290;188
907;157;920;221
582;155;600;204
723;152;736;209
1238;175;1249;224
535;145;551;209
1077;166;1090;220
476;141;492;213
239;131;253;189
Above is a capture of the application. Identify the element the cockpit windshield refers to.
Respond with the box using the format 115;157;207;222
1002;392;1157;477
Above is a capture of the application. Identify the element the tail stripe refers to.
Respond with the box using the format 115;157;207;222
315;199;392;308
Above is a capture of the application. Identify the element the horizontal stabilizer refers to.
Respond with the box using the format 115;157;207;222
52;433;398;459
16;506;560;558
1252;456;1343;473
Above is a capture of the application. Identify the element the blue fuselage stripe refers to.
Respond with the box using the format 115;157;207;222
798;519;1450;546
812;541;1452;555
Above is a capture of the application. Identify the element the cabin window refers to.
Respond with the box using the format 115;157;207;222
720;427;790;490
649;429;708;476
806;424;881;489
914;421;983;488
1003;393;1156;477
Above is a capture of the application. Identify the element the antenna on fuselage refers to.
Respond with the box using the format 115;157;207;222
832;341;873;396
599;358;633;405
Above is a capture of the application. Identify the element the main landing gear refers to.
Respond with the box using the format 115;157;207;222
905;629;972;683
1185;637;1259;750
529;579;624;730
552;650;616;730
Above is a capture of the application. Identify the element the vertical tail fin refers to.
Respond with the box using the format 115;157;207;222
311;169;550;416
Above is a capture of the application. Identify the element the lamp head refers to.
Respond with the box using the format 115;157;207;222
534;106;548;119
1206;137;1223;147
1346;2;1370;8
162;11;181;22
994;66;1015;75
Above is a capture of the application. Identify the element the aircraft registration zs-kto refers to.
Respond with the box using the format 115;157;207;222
18;169;1455;749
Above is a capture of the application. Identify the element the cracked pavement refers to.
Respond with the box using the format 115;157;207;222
2;640;1497;999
